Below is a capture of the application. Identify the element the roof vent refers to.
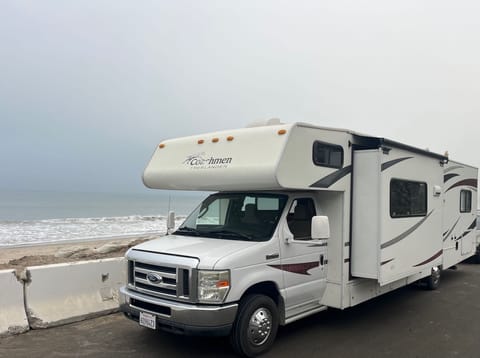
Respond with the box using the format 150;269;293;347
246;118;282;128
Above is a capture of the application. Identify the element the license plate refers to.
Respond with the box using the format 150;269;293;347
139;312;156;330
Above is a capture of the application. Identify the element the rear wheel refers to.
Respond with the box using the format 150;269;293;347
230;294;279;357
425;266;441;290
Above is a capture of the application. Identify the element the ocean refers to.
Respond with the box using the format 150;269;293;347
0;190;207;247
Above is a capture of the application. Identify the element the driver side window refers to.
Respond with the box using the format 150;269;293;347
287;198;317;240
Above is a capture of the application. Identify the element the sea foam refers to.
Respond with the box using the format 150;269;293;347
0;215;186;247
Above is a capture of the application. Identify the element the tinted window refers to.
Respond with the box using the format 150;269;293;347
390;179;427;218
286;198;317;240
313;141;343;169
177;193;287;242
460;190;472;213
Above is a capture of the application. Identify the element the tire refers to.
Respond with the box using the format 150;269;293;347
425;266;441;290
230;294;279;357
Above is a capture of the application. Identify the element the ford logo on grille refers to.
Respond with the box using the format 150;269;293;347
146;272;163;284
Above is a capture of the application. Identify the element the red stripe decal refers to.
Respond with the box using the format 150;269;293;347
381;258;394;266
268;261;320;275
413;250;443;267
446;178;478;192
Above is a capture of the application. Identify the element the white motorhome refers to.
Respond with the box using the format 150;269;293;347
119;121;478;357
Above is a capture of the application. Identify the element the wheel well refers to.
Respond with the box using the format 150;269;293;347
240;281;285;324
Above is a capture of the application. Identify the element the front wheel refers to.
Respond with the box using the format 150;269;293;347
230;294;279;357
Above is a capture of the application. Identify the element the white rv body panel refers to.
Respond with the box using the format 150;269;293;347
143;124;294;191
352;146;444;285
442;161;478;268
276;125;352;190
351;149;382;279
144;123;354;193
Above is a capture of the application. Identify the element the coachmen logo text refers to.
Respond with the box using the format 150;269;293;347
183;152;233;169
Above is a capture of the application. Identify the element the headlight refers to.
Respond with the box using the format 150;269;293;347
197;270;230;303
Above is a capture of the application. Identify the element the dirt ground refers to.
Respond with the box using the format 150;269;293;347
0;235;159;271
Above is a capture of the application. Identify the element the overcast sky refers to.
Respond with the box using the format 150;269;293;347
1;1;479;194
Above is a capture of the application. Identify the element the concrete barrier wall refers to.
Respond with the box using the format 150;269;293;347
0;269;29;337
24;258;125;329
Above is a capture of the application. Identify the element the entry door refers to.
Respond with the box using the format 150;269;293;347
279;197;327;316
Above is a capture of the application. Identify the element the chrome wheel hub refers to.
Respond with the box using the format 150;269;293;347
247;307;273;346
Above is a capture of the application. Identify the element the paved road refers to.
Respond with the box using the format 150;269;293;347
1;263;479;358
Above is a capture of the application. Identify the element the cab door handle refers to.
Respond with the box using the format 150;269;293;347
320;254;324;266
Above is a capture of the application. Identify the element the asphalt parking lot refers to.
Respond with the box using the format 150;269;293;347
1;262;479;358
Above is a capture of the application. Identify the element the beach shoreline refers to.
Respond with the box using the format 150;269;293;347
0;234;159;270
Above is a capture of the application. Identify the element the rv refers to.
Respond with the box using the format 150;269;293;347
119;121;478;357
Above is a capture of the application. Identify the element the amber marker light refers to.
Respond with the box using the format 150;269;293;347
278;129;287;135
212;137;219;143
227;136;234;141
198;139;204;144
216;280;230;288
159;143;166;148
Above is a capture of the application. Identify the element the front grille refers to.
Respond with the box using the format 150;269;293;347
129;260;192;300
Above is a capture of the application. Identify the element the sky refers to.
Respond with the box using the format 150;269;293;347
1;0;479;195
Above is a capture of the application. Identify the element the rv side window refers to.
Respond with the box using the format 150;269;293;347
390;179;427;218
313;141;343;169
460;190;472;213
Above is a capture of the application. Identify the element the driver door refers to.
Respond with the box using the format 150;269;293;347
278;197;327;317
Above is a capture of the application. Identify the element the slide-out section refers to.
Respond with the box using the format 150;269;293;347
351;148;444;285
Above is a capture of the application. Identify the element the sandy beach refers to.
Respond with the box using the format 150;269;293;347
0;234;159;271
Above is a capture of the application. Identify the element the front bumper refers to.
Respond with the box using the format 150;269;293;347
119;286;238;336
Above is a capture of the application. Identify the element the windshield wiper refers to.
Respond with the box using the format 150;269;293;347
203;230;253;241
173;227;202;236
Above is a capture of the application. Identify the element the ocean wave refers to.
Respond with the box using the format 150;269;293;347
0;214;186;247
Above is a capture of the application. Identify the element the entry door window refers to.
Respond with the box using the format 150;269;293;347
460;190;472;213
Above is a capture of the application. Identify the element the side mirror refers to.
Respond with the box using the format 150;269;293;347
167;211;175;234
312;216;330;240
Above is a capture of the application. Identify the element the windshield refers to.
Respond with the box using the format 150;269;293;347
174;193;288;242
